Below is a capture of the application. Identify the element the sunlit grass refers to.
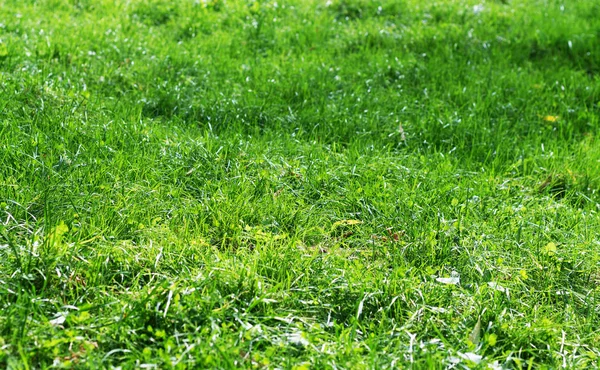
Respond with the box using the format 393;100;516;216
1;0;599;368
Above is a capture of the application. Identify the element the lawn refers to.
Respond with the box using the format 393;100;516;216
1;0;599;368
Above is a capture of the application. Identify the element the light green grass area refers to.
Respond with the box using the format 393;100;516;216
1;0;599;368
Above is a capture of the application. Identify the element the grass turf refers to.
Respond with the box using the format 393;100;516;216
1;0;600;368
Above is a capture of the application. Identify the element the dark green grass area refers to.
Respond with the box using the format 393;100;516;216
1;0;600;368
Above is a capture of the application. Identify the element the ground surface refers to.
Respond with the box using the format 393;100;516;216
1;0;600;368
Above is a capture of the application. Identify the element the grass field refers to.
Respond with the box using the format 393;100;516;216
1;0;600;368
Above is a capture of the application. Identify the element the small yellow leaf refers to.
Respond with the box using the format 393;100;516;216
249;1;260;13
487;333;497;346
543;242;557;255
74;311;91;323
543;115;559;123
49;221;69;245
451;198;459;206
332;219;363;229
55;221;69;236
519;269;529;280
292;364;310;370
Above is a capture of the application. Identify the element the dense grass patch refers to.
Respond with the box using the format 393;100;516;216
1;0;599;368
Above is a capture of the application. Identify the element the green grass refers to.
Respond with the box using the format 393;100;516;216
1;0;599;368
